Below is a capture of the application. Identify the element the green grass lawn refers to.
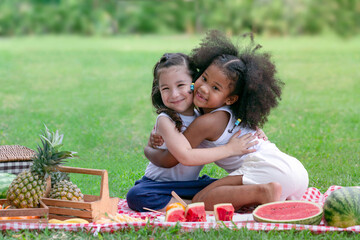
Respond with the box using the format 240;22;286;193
0;34;359;239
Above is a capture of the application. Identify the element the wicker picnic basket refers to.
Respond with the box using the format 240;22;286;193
0;145;35;175
0;145;49;223
42;166;120;223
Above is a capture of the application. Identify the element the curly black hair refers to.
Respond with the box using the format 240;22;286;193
151;53;197;131
190;30;284;129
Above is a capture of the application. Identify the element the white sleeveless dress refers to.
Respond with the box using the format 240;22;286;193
201;106;309;200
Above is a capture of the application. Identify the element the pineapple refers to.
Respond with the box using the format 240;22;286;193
49;180;84;201
48;170;84;201
6;126;77;208
50;171;70;187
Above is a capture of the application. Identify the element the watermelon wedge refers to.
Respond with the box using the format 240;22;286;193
214;203;234;221
165;207;186;222
253;201;323;225
185;202;206;222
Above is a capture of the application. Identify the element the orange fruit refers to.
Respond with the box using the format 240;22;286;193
166;202;185;212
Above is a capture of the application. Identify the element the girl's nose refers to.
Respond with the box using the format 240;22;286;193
171;89;180;97
198;84;208;94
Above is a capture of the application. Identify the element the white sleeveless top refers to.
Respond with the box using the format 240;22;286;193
200;106;265;173
144;111;204;181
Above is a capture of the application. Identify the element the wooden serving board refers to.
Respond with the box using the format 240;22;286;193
0;199;48;223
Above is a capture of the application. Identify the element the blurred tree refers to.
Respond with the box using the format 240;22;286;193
308;0;360;37
0;0;358;37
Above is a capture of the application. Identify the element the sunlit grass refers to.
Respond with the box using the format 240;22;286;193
0;34;359;238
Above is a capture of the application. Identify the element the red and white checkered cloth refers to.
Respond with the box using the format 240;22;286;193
1;185;359;234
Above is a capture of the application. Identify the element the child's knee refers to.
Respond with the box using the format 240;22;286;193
126;185;173;212
126;186;143;211
126;185;155;211
192;191;204;203
126;186;137;202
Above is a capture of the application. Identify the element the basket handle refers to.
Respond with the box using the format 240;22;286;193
56;166;110;200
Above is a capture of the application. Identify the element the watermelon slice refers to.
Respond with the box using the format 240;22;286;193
185;202;206;222
165;207;186;222
214;203;234;221
253;201;323;225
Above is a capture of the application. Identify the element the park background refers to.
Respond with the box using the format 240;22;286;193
0;0;359;37
0;1;359;238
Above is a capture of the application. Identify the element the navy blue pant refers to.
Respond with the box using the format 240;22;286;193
126;175;217;212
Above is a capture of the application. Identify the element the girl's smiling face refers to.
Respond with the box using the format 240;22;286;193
193;64;238;113
159;66;194;116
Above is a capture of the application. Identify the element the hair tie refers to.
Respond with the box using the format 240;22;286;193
190;83;194;91
228;118;241;133
158;53;171;64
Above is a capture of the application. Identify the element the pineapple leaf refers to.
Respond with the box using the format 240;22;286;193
41;124;64;150
31;125;77;176
51;151;78;160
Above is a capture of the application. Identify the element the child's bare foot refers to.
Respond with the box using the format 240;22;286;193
260;182;282;204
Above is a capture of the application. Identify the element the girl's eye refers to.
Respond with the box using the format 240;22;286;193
161;87;169;91
202;76;207;82
212;86;219;91
178;84;185;87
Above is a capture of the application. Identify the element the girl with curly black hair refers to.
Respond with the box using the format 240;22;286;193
145;31;308;211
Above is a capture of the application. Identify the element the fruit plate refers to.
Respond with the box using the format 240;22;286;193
0;199;48;223
41;166;119;223
156;213;254;223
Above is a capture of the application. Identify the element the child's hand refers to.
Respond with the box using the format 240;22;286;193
227;130;258;156
148;129;164;148
255;127;268;141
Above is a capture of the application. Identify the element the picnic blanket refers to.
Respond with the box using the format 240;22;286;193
1;185;359;234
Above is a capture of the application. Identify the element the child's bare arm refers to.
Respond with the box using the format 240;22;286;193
144;113;219;168
145;111;258;167
148;129;164;148
255;127;268;141
161;113;258;166
144;145;179;168
144;127;179;168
